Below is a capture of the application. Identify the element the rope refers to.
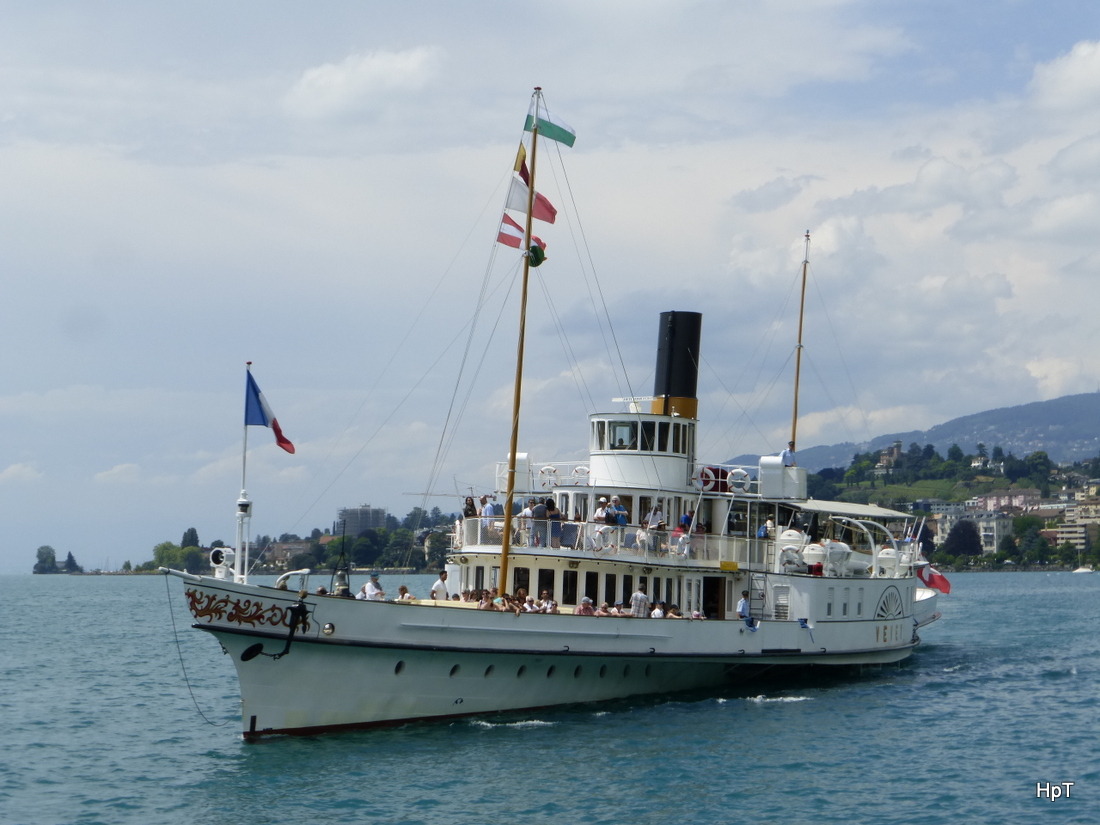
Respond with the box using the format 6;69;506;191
163;574;233;727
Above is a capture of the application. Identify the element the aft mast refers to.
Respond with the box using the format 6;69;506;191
790;231;810;450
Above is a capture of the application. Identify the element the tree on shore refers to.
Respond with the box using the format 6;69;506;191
33;546;59;574
63;552;84;573
942;519;983;558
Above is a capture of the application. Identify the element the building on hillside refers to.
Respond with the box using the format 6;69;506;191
1052;523;1088;552
934;510;1014;556
971;489;1041;512
876;441;903;469
267;540;313;569
337;504;388;537
1075;498;1100;524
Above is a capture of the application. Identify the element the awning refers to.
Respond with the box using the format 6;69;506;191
789;499;911;520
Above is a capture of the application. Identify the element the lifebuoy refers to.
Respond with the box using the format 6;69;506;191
571;466;590;486
729;468;750;491
699;466;718;492
538;465;559;488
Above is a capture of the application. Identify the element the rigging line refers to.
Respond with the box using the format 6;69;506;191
284;168;515;532
533;267;598;413
697;355;771;451
801;351;861;446
807;260;874;441
429;259;525;504
292;271;515;529
423;245;510;499
546;140;635;403
705;347;797;457
163;575;232;727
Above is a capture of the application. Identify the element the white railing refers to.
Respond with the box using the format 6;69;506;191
454;518;773;570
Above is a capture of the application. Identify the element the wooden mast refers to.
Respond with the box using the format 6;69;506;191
499;87;543;593
790;231;810;449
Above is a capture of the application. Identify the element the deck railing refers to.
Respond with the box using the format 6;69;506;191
454;518;772;570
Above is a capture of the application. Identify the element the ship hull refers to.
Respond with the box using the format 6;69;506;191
176;574;917;739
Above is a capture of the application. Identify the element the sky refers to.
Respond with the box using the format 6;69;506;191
3;0;1100;573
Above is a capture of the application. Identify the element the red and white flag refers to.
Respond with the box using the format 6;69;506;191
505;178;557;224
496;213;545;250
917;565;951;594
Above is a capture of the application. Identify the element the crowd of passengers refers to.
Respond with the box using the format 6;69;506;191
461;493;720;553
463;586;692;618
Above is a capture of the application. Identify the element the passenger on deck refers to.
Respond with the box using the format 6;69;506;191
522;596;540;613
595;602;613;617
519;498;536;546
355;584;369;600
429;570;450;600
575;596;596;616
630;584;651;618
315;586;328;595
650;601;666;619
610;600;626;616
396;585;414;601
781;441;796;466
737;590;758;631
547;498;563;548
545;600;560;614
365;572;386;601
532;497;548;547
478;590;494;610
666;604;684;619
537;589;553;610
462;496;478;519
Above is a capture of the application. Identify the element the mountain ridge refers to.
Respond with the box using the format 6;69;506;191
730;392;1100;473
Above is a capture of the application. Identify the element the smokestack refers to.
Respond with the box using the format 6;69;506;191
651;311;702;419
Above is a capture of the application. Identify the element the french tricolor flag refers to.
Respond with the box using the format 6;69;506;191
245;369;295;454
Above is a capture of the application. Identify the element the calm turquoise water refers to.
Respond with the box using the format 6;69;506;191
1;571;1096;824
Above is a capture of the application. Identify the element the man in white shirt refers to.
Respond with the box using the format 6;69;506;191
781;441;796;466
429;570;450;600
365;572;386;601
736;589;757;631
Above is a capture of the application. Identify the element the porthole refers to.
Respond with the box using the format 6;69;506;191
484;665;495;678
547;665;556;678
449;664;460;678
623;665;631;678
645;664;652;678
599;664;607;678
394;661;405;675
574;665;582;678
517;665;527;678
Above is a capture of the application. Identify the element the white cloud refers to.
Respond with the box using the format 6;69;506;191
93;463;141;484
0;463;44;483
1029;40;1100;112
282;47;441;119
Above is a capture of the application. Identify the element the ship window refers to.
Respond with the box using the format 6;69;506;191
474;566;485;592
857;588;864;617
658;421;669;451
673;423;682;453
842;587;850;617
639;575;648;595
641;421;656;451
652;577;661;599
595;420;606;450
609;421;637;450
622;575;633;604
562;570;578;605
513;566;530;596
826;587;834;617
686;423;695;457
537;569;555;600
584;571;599;602
605;573;617;605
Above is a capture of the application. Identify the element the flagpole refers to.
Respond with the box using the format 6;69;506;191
500;87;543;594
236;363;254;583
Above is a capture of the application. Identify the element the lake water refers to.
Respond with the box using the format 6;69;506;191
1;571;1096;824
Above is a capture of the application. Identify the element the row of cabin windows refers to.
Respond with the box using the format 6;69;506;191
470;564;689;610
592;420;695;455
